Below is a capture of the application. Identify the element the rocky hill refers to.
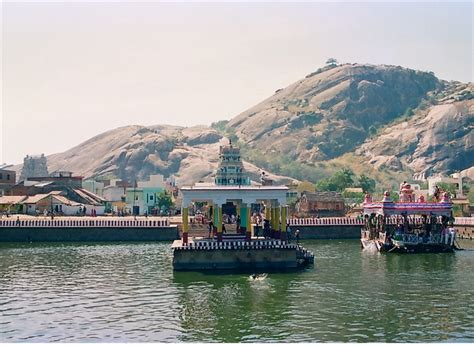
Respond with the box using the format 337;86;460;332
224;63;473;184
18;125;295;186
13;63;473;187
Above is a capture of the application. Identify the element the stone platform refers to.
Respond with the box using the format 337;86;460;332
172;237;314;271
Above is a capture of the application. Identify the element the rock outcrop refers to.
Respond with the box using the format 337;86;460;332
12;63;473;185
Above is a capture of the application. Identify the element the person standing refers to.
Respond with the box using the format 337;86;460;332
295;229;300;245
208;220;214;238
236;215;241;233
286;223;292;243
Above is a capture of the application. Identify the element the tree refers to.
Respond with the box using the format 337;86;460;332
358;174;376;193
437;182;457;197
315;178;338;192
331;168;355;192
325;58;338;66
368;125;378;137
156;190;173;212
297;180;316;193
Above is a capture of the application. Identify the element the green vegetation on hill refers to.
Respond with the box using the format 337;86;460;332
315;168;376;193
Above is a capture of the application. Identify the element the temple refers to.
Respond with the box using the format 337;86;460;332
172;140;314;270
214;140;251;186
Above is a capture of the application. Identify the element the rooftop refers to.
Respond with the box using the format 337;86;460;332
181;184;288;191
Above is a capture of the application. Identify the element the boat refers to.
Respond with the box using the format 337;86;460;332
360;183;457;254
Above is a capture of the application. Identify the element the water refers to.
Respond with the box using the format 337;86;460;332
1;240;473;342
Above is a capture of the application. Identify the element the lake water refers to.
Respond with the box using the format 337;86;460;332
1;239;473;342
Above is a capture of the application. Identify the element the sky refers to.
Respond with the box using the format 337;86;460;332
1;1;472;165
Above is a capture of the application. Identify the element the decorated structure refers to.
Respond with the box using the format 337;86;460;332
172;140;314;270
361;183;457;253
214;140;251;186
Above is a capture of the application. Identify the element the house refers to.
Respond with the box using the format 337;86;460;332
10;174;83;196
21;192;86;216
296;191;345;217
125;175;166;215
82;179;105;196
0;195;27;213
344;187;363;194
0;168;16;196
10;172;106;215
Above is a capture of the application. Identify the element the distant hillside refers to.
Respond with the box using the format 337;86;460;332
223;63;473;186
13;125;295;186
13;63;473;189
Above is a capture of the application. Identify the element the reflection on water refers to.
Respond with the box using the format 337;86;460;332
0;240;473;342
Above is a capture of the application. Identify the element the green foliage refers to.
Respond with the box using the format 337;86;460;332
315;178;338;192
156;191;173;212
452;205;463;217
468;190;474;205
437;182;457;196
241;145;328;182
368;125;378;137
297;181;316;193
342;191;365;204
333;168;355;190
289;112;322;129
390;192;400;202
325;58;338;66
315;168;355;192
404;107;414;118
210;120;229;134
358;174;376;193
225;127;239;145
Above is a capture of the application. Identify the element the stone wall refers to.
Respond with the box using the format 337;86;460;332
0;226;179;242
294;225;361;239
173;247;297;270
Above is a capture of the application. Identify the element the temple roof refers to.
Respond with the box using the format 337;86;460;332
363;202;452;216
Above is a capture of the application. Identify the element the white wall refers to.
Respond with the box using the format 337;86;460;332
138;174;165;188
103;186;124;202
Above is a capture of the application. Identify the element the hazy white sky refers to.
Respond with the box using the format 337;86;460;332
1;1;472;164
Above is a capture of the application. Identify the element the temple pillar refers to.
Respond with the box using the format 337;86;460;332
236;202;241;233
265;202;271;222
281;205;288;241
217;205;223;242
245;205;251;241
182;206;189;244
240;204;247;235
274;203;280;239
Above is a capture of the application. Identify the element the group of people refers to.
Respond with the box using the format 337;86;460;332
206;216;301;243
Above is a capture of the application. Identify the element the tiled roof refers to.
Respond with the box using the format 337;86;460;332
0;195;27;204
302;191;344;202
23;194;51;204
53;195;80;206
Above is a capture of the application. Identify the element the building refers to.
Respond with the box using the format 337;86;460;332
0;195;27;213
214;140;251;186
0;168;16;196
125;175;166;215
9;173;106;215
296;191;345;217
19;154;49;181
82;179;105;197
11;174;83;196
344;187;364;194
427;173;464;197
103;179;130;214
180;140;289;242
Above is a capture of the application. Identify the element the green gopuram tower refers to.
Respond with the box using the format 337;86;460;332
215;140;251;186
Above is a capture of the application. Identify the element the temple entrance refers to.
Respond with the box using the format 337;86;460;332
222;202;236;221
